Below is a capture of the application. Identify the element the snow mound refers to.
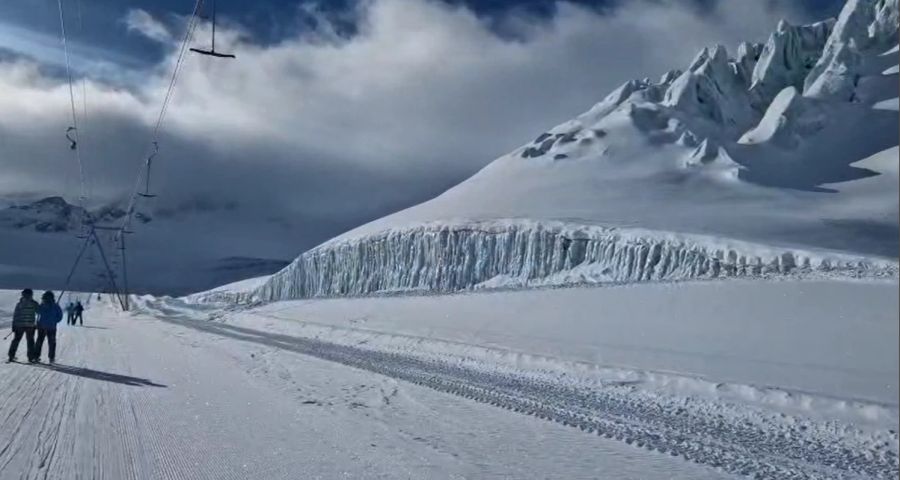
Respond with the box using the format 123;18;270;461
185;275;271;304
254;221;897;301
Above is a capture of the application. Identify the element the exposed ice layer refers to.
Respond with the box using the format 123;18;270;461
805;0;900;99
255;221;898;301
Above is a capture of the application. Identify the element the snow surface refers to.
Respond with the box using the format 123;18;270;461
248;0;899;302
185;275;270;303
2;1;898;477
0;293;735;479
154;277;900;479
186;279;900;410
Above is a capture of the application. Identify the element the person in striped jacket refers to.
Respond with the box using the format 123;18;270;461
8;289;38;363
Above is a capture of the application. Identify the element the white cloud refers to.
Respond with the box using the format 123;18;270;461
0;0;814;228
124;9;173;44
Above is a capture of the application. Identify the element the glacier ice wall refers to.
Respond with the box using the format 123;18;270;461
252;221;898;302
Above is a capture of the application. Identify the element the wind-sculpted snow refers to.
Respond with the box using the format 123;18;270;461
253;221;897;301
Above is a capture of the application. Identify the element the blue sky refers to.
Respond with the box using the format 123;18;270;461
1;0;844;80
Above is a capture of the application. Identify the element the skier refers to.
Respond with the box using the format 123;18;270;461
65;302;76;325
8;289;38;363
34;291;63;364
74;301;84;326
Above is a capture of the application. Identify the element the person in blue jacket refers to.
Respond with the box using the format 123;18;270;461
34;291;63;364
65;302;75;325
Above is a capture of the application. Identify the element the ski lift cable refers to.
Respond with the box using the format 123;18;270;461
76;0;91;200
57;0;88;209
155;0;205;138
119;0;204;237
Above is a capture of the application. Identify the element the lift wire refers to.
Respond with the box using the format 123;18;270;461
119;0;204;237
56;0;96;304
57;0;88;210
155;0;204;138
76;0;91;200
57;0;215;307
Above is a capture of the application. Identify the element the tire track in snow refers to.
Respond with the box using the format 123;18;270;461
154;314;899;480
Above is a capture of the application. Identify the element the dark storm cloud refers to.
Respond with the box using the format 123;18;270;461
1;0;823;246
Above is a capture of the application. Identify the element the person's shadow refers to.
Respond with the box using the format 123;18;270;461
36;364;167;388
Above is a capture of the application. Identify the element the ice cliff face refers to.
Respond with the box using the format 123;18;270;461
254;222;896;301
249;0;899;302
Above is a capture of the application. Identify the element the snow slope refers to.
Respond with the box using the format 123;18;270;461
253;0;899;301
180;279;900;410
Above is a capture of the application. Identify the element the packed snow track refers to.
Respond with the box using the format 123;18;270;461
0;289;895;480
0;296;737;480
142;295;898;480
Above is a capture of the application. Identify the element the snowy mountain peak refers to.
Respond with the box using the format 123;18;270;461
805;0;899;99
749;19;833;108
663;43;755;130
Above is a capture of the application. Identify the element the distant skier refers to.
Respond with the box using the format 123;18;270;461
34;291;63;364
8;289;38;363
65;302;76;325
74;301;84;326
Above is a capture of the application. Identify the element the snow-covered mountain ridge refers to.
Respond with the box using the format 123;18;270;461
0;195;293;295
250;0;899;301
0;196;148;233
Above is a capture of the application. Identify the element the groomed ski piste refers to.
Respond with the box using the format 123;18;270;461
130;277;899;480
0;0;898;478
0;277;896;479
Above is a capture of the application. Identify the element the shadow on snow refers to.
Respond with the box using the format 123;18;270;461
35;363;167;388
